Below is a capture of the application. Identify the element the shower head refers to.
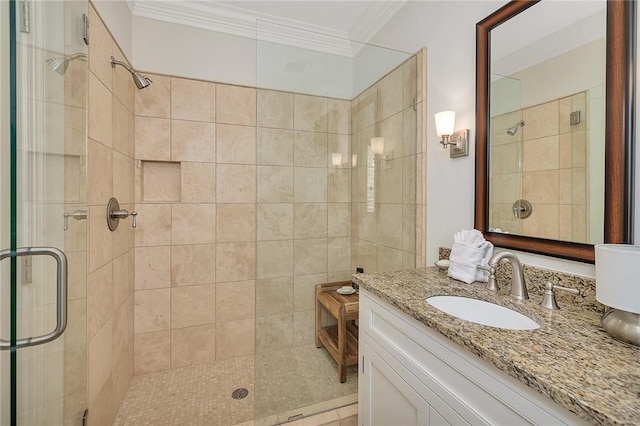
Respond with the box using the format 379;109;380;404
110;56;152;89
131;70;153;90
46;53;87;75
506;120;525;136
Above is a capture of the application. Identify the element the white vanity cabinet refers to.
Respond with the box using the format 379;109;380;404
358;289;587;426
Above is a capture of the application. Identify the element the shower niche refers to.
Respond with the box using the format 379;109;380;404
138;160;181;202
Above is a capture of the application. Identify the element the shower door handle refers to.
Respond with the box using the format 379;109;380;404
0;246;68;350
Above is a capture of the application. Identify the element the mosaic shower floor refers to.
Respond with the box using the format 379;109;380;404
113;345;358;426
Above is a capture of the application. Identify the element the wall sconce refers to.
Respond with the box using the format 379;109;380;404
331;152;343;167
352;154;358;167
434;110;469;158
370;137;385;155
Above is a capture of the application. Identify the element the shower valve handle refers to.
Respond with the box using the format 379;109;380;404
63;210;87;231
106;197;137;231
112;209;137;228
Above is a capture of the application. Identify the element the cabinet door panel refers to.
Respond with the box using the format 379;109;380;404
361;342;429;426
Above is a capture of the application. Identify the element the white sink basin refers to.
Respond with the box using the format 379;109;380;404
426;295;540;330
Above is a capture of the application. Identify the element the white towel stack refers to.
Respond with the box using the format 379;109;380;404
447;229;494;284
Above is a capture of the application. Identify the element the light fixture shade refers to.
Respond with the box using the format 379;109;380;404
352;154;358;167
595;244;640;314
331;152;342;166
371;137;385;155
435;111;455;137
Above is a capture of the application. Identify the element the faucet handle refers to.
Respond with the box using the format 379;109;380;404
540;282;580;310
477;264;498;291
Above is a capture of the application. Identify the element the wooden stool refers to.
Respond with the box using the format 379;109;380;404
315;281;359;383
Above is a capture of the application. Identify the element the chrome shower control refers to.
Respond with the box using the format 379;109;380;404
107;197;137;231
540;282;579;310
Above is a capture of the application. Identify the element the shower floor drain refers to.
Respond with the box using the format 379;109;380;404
231;388;249;400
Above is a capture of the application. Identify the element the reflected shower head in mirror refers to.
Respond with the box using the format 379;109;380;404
110;56;152;89
46;53;87;76
506;120;525;136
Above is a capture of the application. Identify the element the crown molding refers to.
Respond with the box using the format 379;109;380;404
128;1;405;57
349;1;406;45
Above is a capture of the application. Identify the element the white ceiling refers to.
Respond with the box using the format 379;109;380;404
127;0;407;56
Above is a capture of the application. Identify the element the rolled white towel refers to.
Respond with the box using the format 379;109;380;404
448;242;486;284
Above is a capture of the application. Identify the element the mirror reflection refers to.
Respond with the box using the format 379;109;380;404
488;1;606;244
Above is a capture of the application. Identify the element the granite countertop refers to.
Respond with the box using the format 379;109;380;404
352;267;640;425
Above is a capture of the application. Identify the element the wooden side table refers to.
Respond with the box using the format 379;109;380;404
315;281;359;383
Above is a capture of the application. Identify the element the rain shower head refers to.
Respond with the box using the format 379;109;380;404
46;53;86;75
110;56;152;89
506;120;525;136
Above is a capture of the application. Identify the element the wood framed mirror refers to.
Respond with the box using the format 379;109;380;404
475;0;634;263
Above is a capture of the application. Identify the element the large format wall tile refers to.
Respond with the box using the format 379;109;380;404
134;246;171;290
180;162;216;203
257;128;294;166
294;94;327;132
170;284;216;328
134;331;171;375
135;117;171;161
171;203;216;245
216;164;256;203
215;319;254;360
171;244;216;287
171;120;216;163
170;324;216;368
217;85;256;126
216;203;255;242
216;280;255;322
257;89;293;129
216;242;256;283
217;124;256;165
171;77;216;122
135;74;170;118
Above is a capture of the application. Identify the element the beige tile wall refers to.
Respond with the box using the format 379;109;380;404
351;53;424;274
255;91;353;353
133;77;257;373
86;5;135;425
132;54;424;372
490;91;589;242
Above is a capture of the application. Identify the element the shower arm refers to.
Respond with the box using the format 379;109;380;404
110;56;135;73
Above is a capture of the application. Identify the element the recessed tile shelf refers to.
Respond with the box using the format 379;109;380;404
141;160;181;202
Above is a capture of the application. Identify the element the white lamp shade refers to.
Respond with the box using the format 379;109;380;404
595;244;640;314
435;111;455;137
331;152;342;166
370;137;385;155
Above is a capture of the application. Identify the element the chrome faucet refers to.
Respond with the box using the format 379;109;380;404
487;251;528;300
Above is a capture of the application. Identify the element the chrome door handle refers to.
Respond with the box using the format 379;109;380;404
0;246;68;350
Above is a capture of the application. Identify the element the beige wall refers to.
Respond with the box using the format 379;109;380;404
131;54;424;373
351;53;424;273
490;91;589;242
132;76;256;372
86;5;136;425
131;76;355;369
254;92;352;352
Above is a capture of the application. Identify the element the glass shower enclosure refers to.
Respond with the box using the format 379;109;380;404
1;0;88;424
254;20;421;423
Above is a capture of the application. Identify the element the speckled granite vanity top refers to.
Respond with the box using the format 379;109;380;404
352;267;640;425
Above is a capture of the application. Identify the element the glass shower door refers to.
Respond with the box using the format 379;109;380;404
1;0;88;424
